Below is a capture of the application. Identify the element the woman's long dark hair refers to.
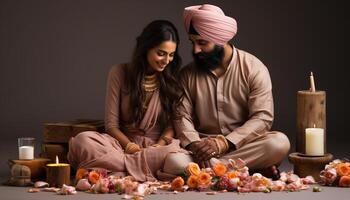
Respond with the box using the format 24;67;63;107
125;20;183;126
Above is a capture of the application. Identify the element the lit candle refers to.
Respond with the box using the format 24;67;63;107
46;156;70;187
305;125;324;156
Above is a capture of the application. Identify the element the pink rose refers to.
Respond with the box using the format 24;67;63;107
271;180;286;191
320;168;337;186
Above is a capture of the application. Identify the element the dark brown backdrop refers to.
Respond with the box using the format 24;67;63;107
0;0;347;165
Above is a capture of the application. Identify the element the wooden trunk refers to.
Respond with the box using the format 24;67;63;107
41;143;69;163
43;119;104;143
296;90;326;154
72;120;105;136
41;119;105;175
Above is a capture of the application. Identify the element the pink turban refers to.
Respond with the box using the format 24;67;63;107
183;4;237;46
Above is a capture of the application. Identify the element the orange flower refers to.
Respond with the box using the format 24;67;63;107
88;170;100;184
198;172;212;185
336;163;350;176
227;171;238;179
75;168;88;181
187;175;198;189
171;176;184;191
186;162;201;176
213;163;227;177
261;177;271;186
339;175;350;187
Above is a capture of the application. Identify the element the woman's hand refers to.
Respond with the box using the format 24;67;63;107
124;142;141;154
151;143;162;147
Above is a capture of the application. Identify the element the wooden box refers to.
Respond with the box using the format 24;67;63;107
41;119;105;167
43;119;105;143
40;143;69;163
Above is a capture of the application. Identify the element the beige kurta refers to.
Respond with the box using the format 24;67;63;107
174;47;290;169
68;64;186;182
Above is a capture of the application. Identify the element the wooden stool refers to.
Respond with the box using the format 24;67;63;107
9;158;51;181
288;152;333;182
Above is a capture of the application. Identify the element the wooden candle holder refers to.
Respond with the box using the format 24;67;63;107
288;152;333;182
296;90;326;154
46;163;70;187
8;158;51;181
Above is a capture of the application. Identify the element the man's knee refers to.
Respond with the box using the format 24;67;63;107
265;132;290;159
163;153;193;175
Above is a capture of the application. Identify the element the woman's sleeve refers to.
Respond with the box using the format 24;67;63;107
104;65;123;131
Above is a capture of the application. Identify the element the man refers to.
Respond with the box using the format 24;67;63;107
173;4;290;180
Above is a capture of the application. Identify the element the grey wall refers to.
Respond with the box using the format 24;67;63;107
0;0;347;158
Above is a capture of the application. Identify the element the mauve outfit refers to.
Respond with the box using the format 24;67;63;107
174;47;290;170
68;64;185;182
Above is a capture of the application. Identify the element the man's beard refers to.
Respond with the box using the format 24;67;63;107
192;45;224;71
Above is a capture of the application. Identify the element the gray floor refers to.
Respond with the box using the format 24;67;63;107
1;181;349;200
1;139;349;200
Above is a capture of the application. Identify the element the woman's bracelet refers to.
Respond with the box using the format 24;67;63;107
125;142;137;152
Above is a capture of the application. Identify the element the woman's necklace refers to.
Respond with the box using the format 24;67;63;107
142;73;159;92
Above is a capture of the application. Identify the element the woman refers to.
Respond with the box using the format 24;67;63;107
67;20;190;181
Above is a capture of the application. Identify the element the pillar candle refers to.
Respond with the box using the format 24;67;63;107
305;128;324;156
46;156;70;187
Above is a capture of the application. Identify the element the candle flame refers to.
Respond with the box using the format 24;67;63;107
56;155;59;164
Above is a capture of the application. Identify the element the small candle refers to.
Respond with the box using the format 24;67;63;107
305;126;324;156
310;72;316;92
46;156;70;187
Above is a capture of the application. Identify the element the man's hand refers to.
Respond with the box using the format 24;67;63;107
187;140;205;156
187;138;219;166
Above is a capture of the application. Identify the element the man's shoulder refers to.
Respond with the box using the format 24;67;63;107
236;49;263;64
235;49;271;85
235;48;268;72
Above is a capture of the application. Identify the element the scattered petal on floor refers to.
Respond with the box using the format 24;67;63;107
28;188;40;193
